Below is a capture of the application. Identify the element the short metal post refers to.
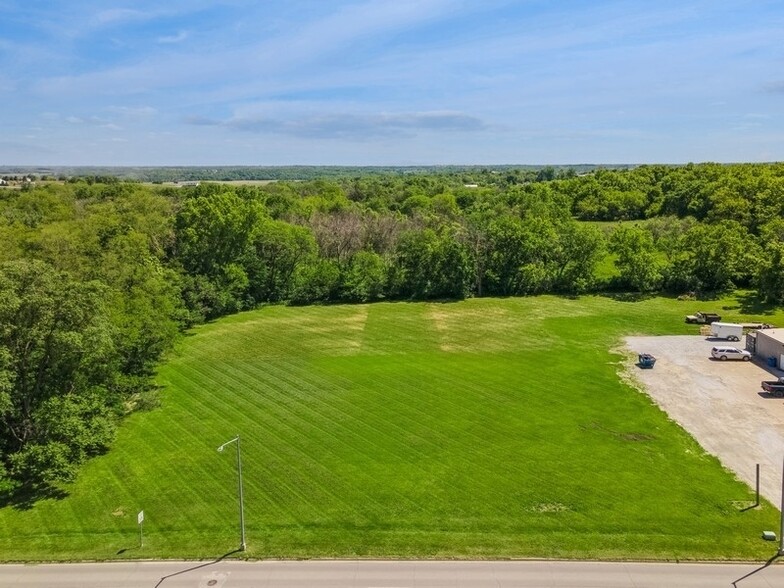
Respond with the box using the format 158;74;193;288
137;510;144;549
756;463;760;507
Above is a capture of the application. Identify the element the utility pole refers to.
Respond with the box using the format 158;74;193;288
780;456;784;556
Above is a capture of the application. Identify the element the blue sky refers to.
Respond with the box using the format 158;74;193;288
1;0;783;165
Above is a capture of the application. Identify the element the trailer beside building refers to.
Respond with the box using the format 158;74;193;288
709;322;743;341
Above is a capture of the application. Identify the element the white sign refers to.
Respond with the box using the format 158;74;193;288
138;510;144;525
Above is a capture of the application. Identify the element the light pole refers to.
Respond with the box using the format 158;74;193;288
217;435;246;551
780;455;784;556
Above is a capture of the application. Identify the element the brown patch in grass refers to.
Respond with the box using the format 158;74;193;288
531;502;569;513
620;432;656;441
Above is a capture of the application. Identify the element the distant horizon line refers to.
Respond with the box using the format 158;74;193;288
1;161;778;170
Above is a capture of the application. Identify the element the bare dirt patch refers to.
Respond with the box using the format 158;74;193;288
625;335;784;505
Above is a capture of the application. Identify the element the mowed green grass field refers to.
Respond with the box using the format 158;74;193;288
0;295;781;561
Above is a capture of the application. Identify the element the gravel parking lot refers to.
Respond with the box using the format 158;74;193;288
625;335;784;505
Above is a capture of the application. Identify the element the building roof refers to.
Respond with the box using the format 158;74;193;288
755;329;784;345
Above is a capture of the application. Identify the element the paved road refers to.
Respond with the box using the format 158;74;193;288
2;559;784;587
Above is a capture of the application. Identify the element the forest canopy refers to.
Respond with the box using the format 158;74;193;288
2;161;784;491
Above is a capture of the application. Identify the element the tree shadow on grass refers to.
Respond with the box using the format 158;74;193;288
598;291;660;303
0;483;68;511
154;548;243;587
731;291;779;317
732;552;780;586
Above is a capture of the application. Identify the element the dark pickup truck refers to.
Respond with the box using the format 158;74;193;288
761;379;784;397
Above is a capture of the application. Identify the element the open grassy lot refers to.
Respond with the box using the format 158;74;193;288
0;294;781;561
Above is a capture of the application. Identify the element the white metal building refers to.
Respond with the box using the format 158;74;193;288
746;328;784;368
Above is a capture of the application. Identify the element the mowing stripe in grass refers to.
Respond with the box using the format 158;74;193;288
173;360;410;524
0;295;782;560
202;359;446;520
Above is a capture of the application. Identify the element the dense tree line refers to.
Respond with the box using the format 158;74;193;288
0;164;602;183
2;162;784;492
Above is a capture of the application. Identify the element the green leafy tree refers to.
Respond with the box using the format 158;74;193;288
400;194;431;217
754;220;784;303
666;221;758;292
756;241;784;303
175;190;264;277
484;217;530;295
93;230;183;376
246;219;318;302
343;251;387;302
484;216;560;295
0;260;118;489
391;228;472;299
609;225;662;292
174;189;266;316
289;259;341;305
429;227;473;299
551;222;605;293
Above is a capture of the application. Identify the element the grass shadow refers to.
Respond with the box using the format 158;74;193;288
154;548;243;587
0;483;68;511
598;291;659;303
693;291;723;301
733;291;779;317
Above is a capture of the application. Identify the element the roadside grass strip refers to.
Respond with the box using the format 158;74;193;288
0;294;781;560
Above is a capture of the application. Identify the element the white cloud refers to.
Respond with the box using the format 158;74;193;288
4;0;784;165
158;31;188;44
93;8;150;26
105;105;158;118
187;110;488;139
31;0;466;99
